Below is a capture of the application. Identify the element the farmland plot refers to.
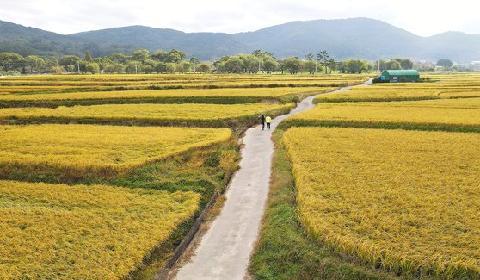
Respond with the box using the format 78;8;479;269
0;124;231;180
0;102;294;127
287;97;480;132
283;127;480;278
0;87;326;107
0;180;199;279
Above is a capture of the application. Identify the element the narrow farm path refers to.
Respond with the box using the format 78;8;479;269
175;86;354;280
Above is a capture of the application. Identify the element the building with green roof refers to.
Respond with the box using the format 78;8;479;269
378;70;420;83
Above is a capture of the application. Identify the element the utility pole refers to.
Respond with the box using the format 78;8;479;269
77;61;80;74
258;60;261;73
135;64;138;74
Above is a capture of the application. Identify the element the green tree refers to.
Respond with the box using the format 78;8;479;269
385;60;402;70
104;63;125;73
109;53;129;64
394;58;413;70
85;62;100;73
176;61;191;73
151;50;169;62
165;63;176;73
155;62;167;73
50;65;65;74
304;60;317;75
132;49;150;62
327;58;337;73
263;57;278;73
84;51;93;62
189;57;200;72
240;54;260;73
317;50;330;73
166;49;186;63
0;52;24;72
25;55;45;73
340;59;369;73
59;55;81;72
126;61;142;74
437;59;454;69
224;57;244;73
283;57;302;74
197;63;211;73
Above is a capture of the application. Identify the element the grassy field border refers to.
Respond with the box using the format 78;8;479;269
249;128;399;280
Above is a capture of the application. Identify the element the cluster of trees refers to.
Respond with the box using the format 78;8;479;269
2;48;447;75
213;50;371;74
376;59;414;71
0;49;211;75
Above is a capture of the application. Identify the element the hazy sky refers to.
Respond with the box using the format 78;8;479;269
0;0;479;36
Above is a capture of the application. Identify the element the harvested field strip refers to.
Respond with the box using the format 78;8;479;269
284;127;480;278
0;180;200;280
0;124;231;180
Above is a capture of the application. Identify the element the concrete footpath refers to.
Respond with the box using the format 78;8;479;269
174;95;317;280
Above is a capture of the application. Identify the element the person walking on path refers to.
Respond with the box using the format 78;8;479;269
265;115;272;130
259;114;266;130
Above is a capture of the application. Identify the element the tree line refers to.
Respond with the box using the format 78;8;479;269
0;48;422;75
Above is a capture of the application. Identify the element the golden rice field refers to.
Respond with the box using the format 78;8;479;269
0;74;368;95
0;87;333;107
315;73;480;103
283;127;480;278
0;124;231;179
0;73;369;83
0;180;199;279
316;85;480;103
287;97;480;132
0;103;294;125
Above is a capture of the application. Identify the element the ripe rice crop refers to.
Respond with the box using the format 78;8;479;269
0;103;294;127
315;86;443;102
316;73;480;103
0;87;332;107
0;74;368;96
1;73;369;82
0;124;231;180
0;180;199;279
283;127;480;278
287;97;480;132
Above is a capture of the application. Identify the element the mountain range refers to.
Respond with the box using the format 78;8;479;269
1;17;479;63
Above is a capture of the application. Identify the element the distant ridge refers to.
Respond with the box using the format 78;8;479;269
1;17;479;62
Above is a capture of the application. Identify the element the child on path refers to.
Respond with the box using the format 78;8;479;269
265;116;272;130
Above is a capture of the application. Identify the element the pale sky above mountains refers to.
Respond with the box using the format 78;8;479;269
0;0;479;36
